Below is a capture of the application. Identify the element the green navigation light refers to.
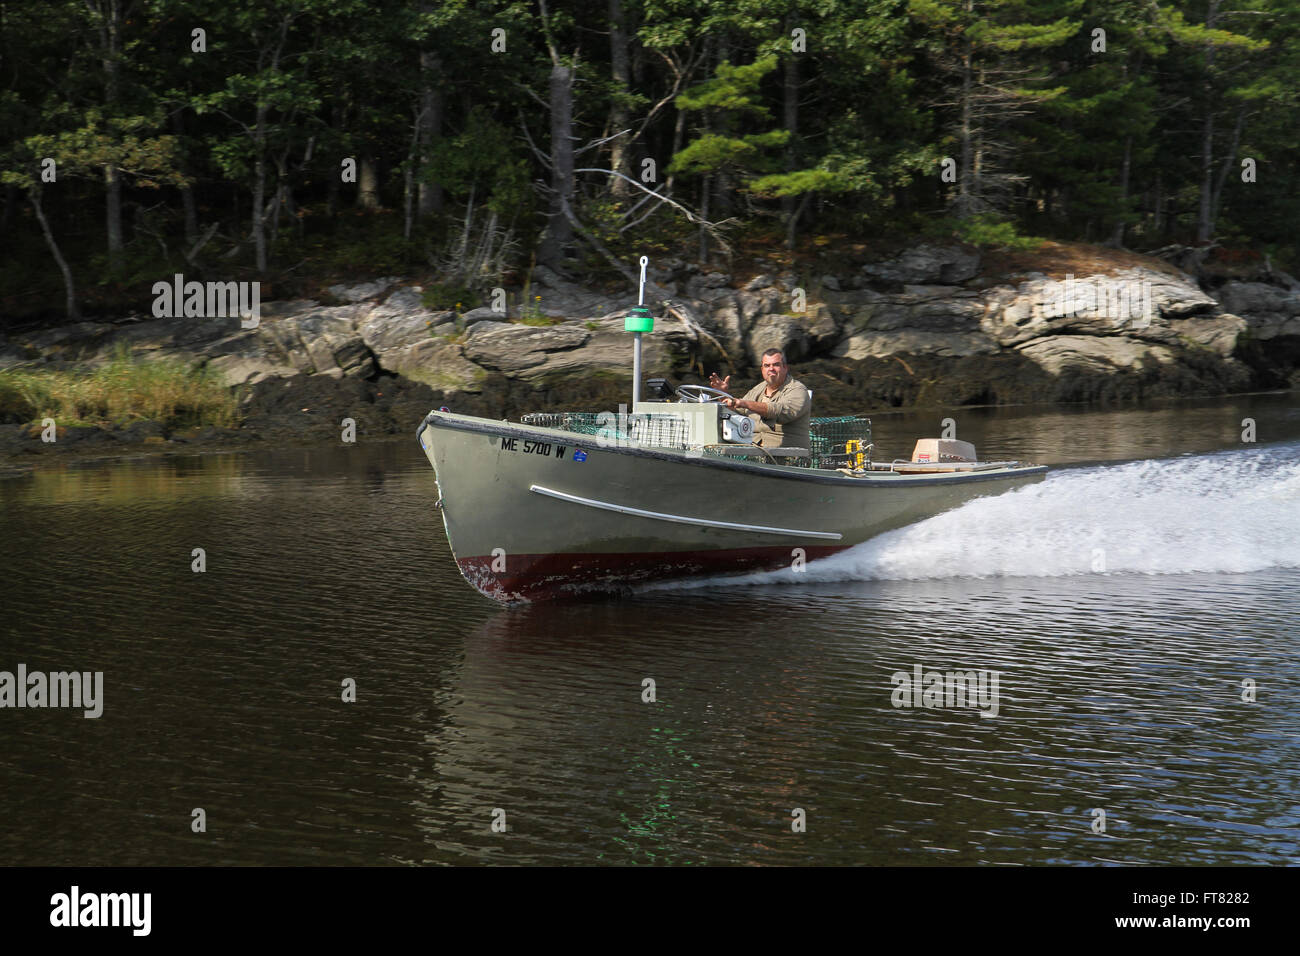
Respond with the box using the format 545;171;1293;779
624;307;654;333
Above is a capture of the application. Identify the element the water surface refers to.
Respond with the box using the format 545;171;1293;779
1;393;1298;865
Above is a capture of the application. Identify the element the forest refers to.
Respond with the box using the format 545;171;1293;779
2;0;1297;323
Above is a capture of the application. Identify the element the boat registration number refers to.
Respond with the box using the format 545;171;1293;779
501;437;567;458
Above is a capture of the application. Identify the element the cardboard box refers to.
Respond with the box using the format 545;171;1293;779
912;438;977;463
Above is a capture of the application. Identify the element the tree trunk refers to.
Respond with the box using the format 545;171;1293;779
1108;55;1139;248
326;171;340;218
1211;106;1245;229
403;165;415;240
327;104;344;218
404;105;420;240
1196;1;1221;244
538;62;575;268
786;191;811;251
957;33;975;217
1196;108;1215;243
665;107;686;196
103;0;124;270
711;37;731;219
0;184;16;234
972;65;987;212
608;0;631;198
30;190;79;320
1109;135;1132;247
781;20;799;226
417;49;444;216
105;165;123;269
270;184;281;243
172;112;199;243
1152;169;1164;237
698;174;710;263
357;157;381;209
269;148;292;245
252;103;268;273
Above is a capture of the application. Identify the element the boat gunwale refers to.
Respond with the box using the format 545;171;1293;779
418;411;1048;487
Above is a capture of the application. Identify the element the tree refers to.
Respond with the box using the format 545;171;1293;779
535;0;579;269
909;0;1081;219
669;55;789;256
1185;0;1269;242
2;121;184;317
81;0;132;271
192;1;325;273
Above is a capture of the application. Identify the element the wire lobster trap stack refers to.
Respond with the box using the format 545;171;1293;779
808;415;873;469
520;411;870;465
521;412;607;434
627;413;692;448
520;411;691;449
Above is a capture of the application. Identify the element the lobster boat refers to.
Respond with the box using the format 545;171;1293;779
416;259;1046;603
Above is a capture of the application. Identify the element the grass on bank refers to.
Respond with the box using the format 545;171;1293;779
0;346;239;430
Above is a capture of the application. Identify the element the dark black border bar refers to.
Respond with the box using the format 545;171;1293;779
0;865;1278;943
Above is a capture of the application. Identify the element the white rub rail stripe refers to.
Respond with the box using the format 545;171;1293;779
528;484;843;540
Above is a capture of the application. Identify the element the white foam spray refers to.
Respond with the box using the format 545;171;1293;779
655;445;1300;591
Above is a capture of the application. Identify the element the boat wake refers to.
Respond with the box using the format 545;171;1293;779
651;443;1300;590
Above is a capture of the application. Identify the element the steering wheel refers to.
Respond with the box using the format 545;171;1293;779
675;384;733;404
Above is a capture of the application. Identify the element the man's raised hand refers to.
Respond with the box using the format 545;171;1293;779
708;372;731;391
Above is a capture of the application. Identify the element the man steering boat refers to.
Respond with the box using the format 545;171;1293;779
709;348;811;451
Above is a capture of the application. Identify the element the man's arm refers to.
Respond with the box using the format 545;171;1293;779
749;384;808;424
723;385;765;415
730;397;767;415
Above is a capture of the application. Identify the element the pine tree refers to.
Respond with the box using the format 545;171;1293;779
909;0;1081;219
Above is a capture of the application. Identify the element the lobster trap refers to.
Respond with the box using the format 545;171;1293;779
520;410;871;468
520;411;692;449
808;415;874;469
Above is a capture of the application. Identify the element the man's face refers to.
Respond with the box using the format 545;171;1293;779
761;354;788;389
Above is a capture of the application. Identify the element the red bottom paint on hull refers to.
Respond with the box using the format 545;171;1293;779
457;545;847;603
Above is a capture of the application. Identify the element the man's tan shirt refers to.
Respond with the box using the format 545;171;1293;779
740;376;811;449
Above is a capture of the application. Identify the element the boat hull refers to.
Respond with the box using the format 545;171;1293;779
417;411;1047;603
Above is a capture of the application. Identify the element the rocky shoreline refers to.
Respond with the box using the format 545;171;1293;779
3;242;1297;466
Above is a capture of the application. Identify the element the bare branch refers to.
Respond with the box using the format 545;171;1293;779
619;198;667;235
559;193;737;368
517;110;552;167
619;183;665;221
537;0;560;66
511;79;549;110
574;167;730;250
575;128;632;157
184;221;220;264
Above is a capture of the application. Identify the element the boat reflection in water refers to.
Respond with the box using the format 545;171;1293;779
416;597;831;864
